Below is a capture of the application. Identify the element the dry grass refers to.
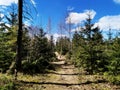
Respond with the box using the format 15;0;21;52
0;68;120;90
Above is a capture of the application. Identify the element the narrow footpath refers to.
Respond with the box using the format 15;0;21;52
18;53;120;90
37;53;119;90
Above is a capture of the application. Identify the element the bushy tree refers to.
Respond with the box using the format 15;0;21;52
56;36;70;55
72;31;85;66
22;28;55;73
0;25;17;73
0;9;17;72
107;37;120;75
72;14;107;74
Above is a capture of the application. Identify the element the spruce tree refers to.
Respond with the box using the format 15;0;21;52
108;37;120;75
72;31;85;66
56;36;70;55
22;28;55;73
72;13;107;74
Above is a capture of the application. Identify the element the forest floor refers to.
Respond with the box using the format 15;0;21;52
13;53;119;90
0;53;120;90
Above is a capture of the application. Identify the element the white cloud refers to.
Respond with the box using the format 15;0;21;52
45;33;67;43
53;33;66;42
53;33;66;38
71;26;83;32
67;6;74;11
95;15;120;30
46;34;51;41
66;10;96;25
113;0;120;4
0;0;18;6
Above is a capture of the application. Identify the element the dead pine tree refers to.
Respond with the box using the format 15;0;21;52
15;0;23;80
58;22;63;58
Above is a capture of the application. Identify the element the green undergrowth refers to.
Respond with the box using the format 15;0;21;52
0;73;50;90
0;72;119;90
104;73;120;85
0;74;16;90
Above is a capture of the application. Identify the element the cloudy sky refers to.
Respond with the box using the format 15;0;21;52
0;0;120;38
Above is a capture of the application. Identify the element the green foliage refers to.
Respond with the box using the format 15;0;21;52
104;72;120;85
106;37;120;75
107;75;120;85
0;21;56;74
0;76;16;90
0;6;18;73
21;27;31;61
72;14;108;74
72;31;86;67
22;28;56;74
56;36;70;55
0;26;16;73
71;13;120;85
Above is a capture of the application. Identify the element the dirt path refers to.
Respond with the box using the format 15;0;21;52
42;62;81;90
37;60;119;90
17;53;120;90
35;53;119;90
18;62;120;90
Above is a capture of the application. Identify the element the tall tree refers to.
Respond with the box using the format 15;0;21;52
15;0;23;79
83;14;105;74
0;21;17;73
72;30;85;66
72;12;107;74
56;36;70;55
22;28;55;73
108;37;120;75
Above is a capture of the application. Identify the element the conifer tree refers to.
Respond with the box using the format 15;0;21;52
22;28;55;73
56;37;70;55
108;37;120;75
72;13;107;74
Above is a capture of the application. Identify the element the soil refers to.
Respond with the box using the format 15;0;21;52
17;53;120;90
35;54;120;90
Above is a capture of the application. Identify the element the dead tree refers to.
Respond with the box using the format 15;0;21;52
15;0;23;80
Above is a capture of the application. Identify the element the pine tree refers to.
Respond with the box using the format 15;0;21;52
56;36;70;55
0;11;18;73
21;27;31;61
83;14;107;74
72;13;107;74
72;31;85;66
108;37;120;75
22;28;55;73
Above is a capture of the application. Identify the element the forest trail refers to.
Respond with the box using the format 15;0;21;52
41;53;81;90
17;53;119;90
35;53;119;90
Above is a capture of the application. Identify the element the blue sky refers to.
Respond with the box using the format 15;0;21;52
0;0;120;38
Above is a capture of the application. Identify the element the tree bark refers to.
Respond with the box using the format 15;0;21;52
15;0;23;79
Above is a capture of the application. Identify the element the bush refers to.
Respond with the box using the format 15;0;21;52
22;58;55;74
0;82;16;90
104;72;120;85
107;75;120;85
0;76;16;90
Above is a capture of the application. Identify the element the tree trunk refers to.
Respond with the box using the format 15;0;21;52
15;0;23;80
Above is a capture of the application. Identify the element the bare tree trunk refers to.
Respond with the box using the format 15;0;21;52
15;0;23;80
68;18;72;52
